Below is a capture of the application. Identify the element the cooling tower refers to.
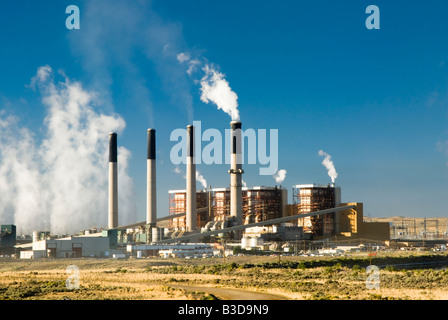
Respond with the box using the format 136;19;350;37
108;132;118;229
186;125;197;231
146;129;157;226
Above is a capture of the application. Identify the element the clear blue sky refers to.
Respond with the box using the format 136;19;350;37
0;0;447;230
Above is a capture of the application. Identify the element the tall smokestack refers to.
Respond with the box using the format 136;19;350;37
108;132;118;229
146;129;157;226
186;125;197;231
229;121;243;226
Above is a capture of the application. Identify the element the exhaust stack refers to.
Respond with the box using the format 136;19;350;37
186;125;197;231
108;132;118;229
146;129;157;226
229;121;244;226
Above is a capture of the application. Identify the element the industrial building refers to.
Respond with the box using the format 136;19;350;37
168;186;288;231
0;225;16;248
20;234;112;259
8;120;392;259
292;184;341;236
126;243;215;258
335;202;390;242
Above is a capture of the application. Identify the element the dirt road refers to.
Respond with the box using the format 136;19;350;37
171;284;289;300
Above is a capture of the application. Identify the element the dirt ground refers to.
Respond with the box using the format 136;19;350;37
1;252;448;300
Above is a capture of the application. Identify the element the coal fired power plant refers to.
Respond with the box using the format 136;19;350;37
13;119;390;260
99;119;390;247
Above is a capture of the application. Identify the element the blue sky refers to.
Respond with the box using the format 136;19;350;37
0;0;447;232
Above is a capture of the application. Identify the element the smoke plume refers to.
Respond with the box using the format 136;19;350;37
196;170;208;189
318;150;338;183
177;53;240;121
0;66;136;234
273;169;287;184
174;166;208;189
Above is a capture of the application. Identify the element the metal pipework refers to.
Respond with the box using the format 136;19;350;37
155;205;356;244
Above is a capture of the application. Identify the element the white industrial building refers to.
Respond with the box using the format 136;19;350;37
126;243;215;258
20;235;112;259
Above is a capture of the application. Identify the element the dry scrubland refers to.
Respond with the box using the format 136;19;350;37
1;251;448;300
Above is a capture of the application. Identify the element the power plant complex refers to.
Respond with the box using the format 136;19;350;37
1;120;398;259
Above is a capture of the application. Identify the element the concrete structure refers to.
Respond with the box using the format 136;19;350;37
21;235;111;259
186;125;197;231
336;202;390;242
243;224;304;242
292;183;341;236
146;129;157;227
169;186;288;231
126;243;214;258
241;236;265;250
108;132;118;229
157;205;355;244
0;225;16;247
229;121;244;227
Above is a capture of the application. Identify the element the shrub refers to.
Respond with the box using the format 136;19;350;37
385;265;397;272
352;264;361;271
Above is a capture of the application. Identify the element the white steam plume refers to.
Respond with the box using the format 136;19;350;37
0;112;45;233
177;52;240;121
200;65;240;121
273;169;287;184
69;0;196;124
0;66;136;234
174;166;208;189
318;150;338;183
196;170;208;189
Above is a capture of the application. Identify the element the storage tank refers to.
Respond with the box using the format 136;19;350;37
151;227;164;243
250;237;262;247
241;237;249;249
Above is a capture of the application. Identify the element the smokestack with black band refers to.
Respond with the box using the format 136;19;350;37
229;121;243;226
108;132;118;229
186;125;196;231
147;129;157;226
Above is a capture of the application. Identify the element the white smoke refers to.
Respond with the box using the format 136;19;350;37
200;64;240;121
176;53;200;76
177;53;240;121
273;169;287;184
0;66;137;234
69;0;196;124
174;166;208;189
318;150;338;183
0;112;44;233
242;179;247;188
196;170;208;189
176;52;190;63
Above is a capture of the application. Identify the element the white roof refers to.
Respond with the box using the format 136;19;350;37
169;186;281;194
292;183;335;189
